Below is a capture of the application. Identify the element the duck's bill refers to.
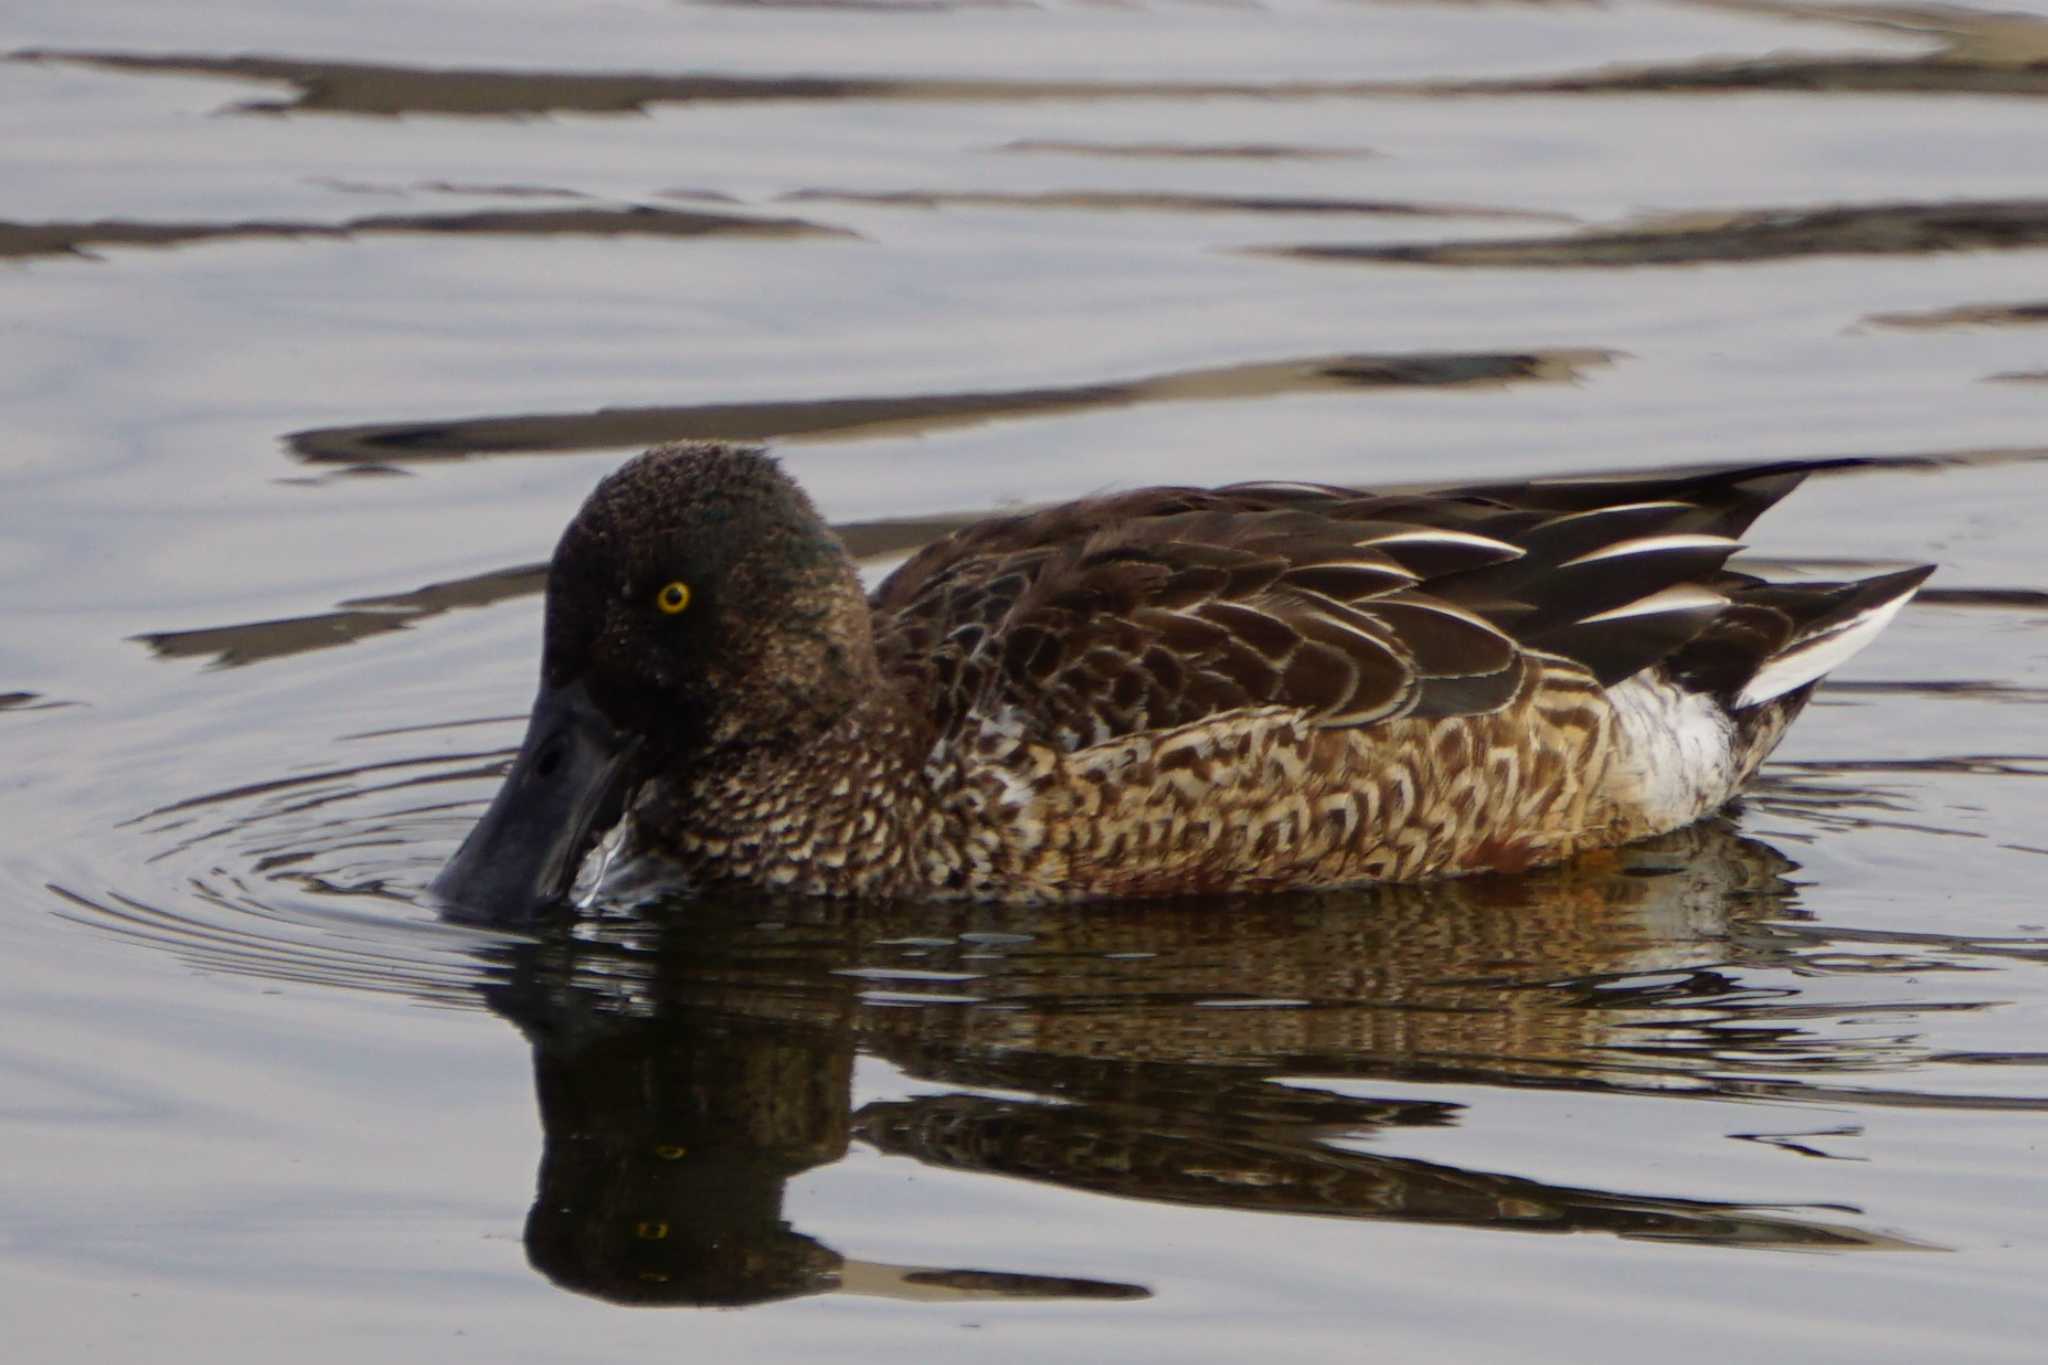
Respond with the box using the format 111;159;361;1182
429;677;639;924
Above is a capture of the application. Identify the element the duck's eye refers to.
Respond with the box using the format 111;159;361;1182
654;581;692;615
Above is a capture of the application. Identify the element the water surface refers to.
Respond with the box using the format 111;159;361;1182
5;0;2048;1360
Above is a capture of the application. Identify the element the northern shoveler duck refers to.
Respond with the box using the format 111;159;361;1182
431;442;1931;919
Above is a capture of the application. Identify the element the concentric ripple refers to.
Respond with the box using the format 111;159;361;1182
46;711;532;1008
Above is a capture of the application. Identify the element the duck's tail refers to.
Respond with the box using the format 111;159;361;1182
1668;564;1936;710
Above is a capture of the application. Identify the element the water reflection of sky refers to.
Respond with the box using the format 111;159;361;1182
5;0;2048;1359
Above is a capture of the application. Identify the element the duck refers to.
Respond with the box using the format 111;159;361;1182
430;441;1931;920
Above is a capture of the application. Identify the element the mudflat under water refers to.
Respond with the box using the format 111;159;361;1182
5;0;2048;1359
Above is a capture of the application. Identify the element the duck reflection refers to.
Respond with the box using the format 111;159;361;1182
478;818;1911;1308
517;1005;1163;1305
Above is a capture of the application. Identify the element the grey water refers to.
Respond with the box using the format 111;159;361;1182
5;0;2048;1359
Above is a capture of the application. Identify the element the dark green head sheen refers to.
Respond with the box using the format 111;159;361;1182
431;443;875;923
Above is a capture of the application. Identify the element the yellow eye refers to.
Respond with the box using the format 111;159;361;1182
655;581;692;615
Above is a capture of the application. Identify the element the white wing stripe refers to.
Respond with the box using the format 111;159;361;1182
1302;603;1406;656
1355;528;1524;556
1224;480;1353;496
1560;533;1740;566
1578;584;1730;623
1375;592;1519;639
1292;557;1420;582
1535;499;1693;525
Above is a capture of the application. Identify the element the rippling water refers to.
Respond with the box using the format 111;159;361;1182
6;0;2048;1359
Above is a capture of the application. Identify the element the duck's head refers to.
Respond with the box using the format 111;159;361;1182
430;443;875;923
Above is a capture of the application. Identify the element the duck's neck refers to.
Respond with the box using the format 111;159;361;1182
632;685;940;897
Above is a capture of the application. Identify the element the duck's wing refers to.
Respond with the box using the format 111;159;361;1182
872;463;1821;750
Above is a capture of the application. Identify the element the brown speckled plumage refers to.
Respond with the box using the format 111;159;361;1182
437;442;1932;914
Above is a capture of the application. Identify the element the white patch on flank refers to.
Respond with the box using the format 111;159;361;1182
1735;589;1917;708
1578;583;1730;623
1604;673;1741;828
